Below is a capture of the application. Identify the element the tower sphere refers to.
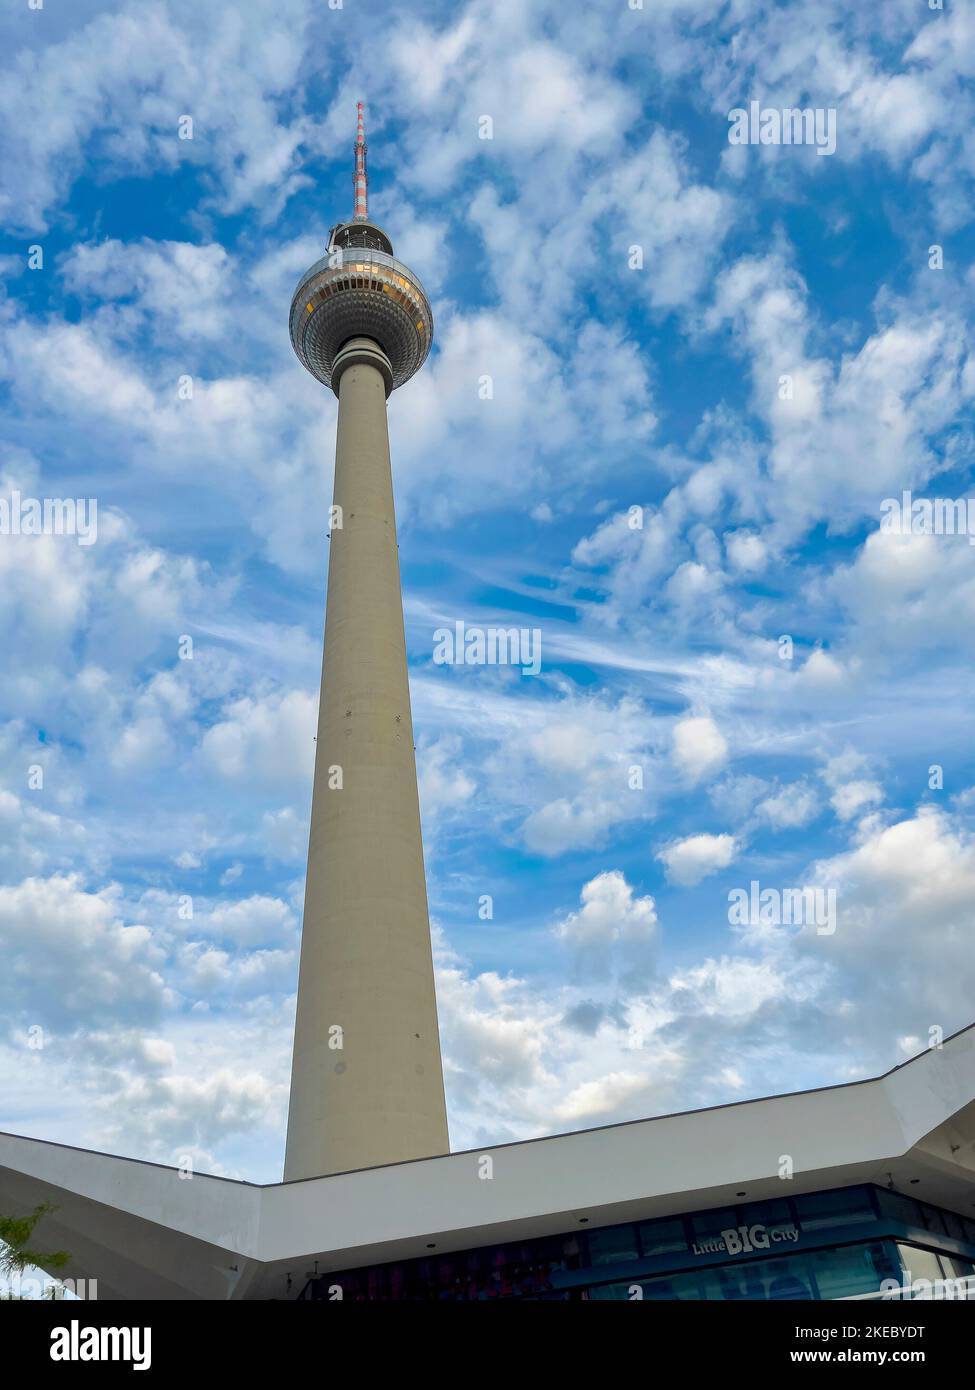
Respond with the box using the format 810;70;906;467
289;220;434;396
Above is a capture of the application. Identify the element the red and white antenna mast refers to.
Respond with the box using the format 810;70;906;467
353;101;368;222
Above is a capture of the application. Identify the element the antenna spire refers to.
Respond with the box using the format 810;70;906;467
354;101;368;222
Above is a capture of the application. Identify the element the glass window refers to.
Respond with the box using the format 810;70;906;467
638;1217;688;1258
918;1203;946;1236
561;1235;584;1271
312;1191;975;1301
691;1208;738;1242
877;1189;921;1228
896;1242;945;1296
811;1240;899;1299
587;1279;648;1301
739;1199;799;1245
763;1256;816;1301
698;1254;815;1301
587;1224;639;1266
645;1270;702;1300
456;1233;579;1298
740;1199;792;1228
622;1271;701;1301
697;1261;768;1301
795;1187;874;1231
894;1245;975;1299
530;1233;583;1274
938;1253;975;1281
941;1209;967;1241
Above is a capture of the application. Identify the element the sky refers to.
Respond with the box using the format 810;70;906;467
0;0;973;1185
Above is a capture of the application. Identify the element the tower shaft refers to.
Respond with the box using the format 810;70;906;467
284;339;449;1181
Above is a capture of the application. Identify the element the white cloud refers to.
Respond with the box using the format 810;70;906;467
0;0;315;234
552;1071;654;1125
0;874;167;1032
658;832;736;887
417;734;475;820
60;239;234;341
804;807;975;1032
672;714;728;784
822;750;884;823
201;690;316;786
669;957;789;1020
517;696;661;856
554;870;658;991
204;894;296;948
758;782;819;830
704;253;973;539
830;779;884;822
827;528;975;664
725;530;768;575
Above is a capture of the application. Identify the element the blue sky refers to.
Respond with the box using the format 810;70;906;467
1;0;974;1183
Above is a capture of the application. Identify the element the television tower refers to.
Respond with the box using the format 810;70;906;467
284;104;447;1180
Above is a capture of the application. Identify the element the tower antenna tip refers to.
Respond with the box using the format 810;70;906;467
353;102;368;220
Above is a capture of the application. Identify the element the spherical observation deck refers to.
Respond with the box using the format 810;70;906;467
289;221;433;395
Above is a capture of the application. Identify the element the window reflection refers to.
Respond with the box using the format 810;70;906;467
794;1186;873;1231
638;1217;687;1258
300;1185;972;1302
877;1189;921;1227
690;1208;737;1241
697;1254;813;1301
588;1224;639;1266
810;1241;899;1300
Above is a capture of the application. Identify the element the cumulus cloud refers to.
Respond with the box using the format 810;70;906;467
669;956;791;1021
554;871;658;992
0;0;315;234
822;750;884;823
517;696;661;856
201;690;316;786
59;239;234;342
658;832;736;886
203;894;296;948
703;252;973;539
1;0;973;1181
671;714;729;784
757;782;820;831
0;875;167;1033
804;807;975;1034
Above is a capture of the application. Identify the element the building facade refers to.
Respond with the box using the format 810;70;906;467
299;1183;975;1301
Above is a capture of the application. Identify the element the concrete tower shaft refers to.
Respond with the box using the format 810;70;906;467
284;110;448;1180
